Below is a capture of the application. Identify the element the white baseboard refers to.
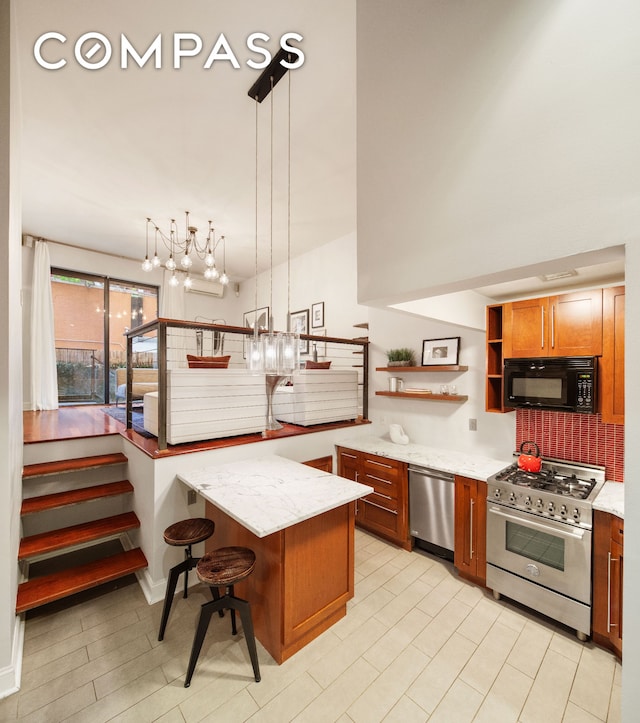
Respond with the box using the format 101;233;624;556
0;615;25;700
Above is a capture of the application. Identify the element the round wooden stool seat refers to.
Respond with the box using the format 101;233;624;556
196;547;256;588
157;517;216;642
163;518;215;547
185;546;260;687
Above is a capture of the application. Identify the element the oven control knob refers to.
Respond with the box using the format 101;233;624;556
535;498;544;510
508;492;516;503
547;501;555;514
560;504;568;518
572;508;581;522
493;488;502;499
524;496;532;508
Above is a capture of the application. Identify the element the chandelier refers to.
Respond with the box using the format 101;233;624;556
141;211;229;288
246;49;300;433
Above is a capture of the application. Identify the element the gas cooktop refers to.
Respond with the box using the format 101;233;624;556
487;456;606;527
493;464;598;500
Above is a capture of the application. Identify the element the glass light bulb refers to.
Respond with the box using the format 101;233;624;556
184;275;193;289
210;266;219;280
181;253;192;269
169;272;179;287
220;271;229;285
142;256;152;272
204;267;213;280
165;255;176;271
152;253;161;268
205;252;215;267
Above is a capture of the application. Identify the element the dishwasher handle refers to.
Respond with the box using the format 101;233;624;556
408;466;454;483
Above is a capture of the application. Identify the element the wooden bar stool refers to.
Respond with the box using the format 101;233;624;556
157;517;215;642
184;546;261;688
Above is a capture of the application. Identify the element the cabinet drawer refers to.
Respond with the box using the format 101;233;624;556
361;497;399;530
362;470;399;498
363;455;404;482
364;489;397;513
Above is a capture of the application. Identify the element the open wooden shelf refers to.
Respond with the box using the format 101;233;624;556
375;391;468;402
376;365;468;373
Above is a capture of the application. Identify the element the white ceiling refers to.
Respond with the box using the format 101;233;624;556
15;1;356;282
15;1;623;301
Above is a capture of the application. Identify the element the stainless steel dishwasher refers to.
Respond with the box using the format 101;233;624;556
409;465;455;560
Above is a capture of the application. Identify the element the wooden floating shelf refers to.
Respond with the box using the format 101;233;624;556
376;365;468;373
375;391;468;402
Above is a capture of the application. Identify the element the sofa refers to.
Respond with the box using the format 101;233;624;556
115;367;158;405
143;369;268;444
273;369;359;426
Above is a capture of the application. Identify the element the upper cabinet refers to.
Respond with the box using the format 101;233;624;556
600;286;625;424
503;289;603;359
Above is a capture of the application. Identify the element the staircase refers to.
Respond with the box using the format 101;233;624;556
17;452;147;614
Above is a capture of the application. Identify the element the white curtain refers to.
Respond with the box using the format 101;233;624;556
30;240;59;410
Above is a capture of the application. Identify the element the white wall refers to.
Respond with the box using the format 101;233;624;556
357;2;640;718
0;0;24;697
239;231;366;340
356;0;640;305
20;243;243;409
367;306;515;460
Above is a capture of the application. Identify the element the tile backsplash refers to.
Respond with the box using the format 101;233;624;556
515;409;624;482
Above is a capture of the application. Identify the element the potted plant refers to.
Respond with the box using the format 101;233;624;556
386;348;415;367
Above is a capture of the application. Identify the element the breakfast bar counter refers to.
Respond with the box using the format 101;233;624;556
177;455;372;663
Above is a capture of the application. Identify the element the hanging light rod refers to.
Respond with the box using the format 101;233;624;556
247;47;292;103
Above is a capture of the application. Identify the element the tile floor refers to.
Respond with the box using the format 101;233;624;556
0;530;622;722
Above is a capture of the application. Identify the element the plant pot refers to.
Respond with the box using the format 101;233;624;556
388;361;411;367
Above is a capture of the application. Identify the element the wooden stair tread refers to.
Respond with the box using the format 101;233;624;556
21;480;134;516
19;511;140;560
23;452;128;479
16;547;148;614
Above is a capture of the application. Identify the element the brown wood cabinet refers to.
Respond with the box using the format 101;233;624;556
336;446;410;550
600;286;625;424
454;476;487;585
303;456;333;473
503;289;603;358
486;304;511;413
592;510;623;659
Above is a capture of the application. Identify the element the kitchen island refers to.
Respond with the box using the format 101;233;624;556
177;455;373;664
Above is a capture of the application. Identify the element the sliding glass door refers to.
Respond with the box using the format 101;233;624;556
51;270;158;404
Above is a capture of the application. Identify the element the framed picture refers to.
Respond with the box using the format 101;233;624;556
243;306;269;332
291;308;310;354
311;301;324;328
421;336;460;366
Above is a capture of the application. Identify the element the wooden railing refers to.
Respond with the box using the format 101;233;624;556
124;318;369;450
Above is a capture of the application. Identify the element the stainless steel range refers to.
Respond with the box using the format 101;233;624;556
486;456;606;640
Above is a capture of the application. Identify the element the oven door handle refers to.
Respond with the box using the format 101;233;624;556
488;506;586;541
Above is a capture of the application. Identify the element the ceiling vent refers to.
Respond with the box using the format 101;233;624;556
185;279;225;298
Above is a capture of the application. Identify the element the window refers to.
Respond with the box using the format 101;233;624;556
51;270;158;404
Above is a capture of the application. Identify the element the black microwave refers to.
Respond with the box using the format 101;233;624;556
503;356;597;413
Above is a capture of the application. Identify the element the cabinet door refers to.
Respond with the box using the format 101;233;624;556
591;510;610;640
549;289;603;356
601;286;625;424
503;297;548;358
337;447;360;482
609;537;623;658
454;477;487;584
592;510;623;659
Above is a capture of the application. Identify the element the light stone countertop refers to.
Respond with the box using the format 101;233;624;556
593;481;624;519
338;435;507;481
177;454;373;538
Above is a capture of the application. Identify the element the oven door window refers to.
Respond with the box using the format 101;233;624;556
505;520;564;571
